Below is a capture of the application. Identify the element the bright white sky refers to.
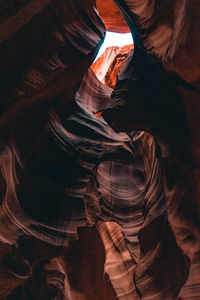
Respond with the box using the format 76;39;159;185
96;31;133;59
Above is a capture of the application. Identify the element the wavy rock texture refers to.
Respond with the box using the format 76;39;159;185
0;0;199;299
101;0;200;299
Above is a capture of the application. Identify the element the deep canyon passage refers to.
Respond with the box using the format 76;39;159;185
0;0;199;299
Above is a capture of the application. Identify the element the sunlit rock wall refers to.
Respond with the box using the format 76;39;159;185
91;44;133;88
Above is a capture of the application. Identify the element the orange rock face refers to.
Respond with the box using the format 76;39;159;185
91;44;133;88
96;0;129;33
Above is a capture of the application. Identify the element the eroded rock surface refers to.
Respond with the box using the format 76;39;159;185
0;0;199;299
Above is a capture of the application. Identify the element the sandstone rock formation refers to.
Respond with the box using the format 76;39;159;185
91;44;133;88
0;0;199;299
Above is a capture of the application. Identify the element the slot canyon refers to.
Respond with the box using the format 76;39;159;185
0;0;199;299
